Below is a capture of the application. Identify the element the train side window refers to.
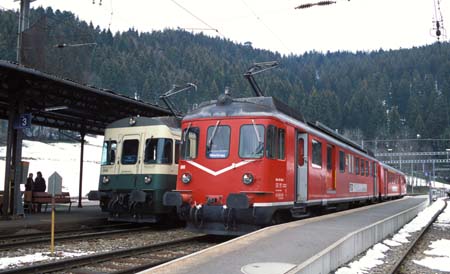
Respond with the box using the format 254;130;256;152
266;125;277;159
347;154;352;174
298;137;304;166
144;138;173;164
239;124;265;159
355;158;360;175
326;145;333;170
339;151;345;173
206;125;230;159
278;128;285;160
175;140;180;164
365;160;369;176
373;162;377;177
181;127;199;160
361;160;364;177
121;139;139;165
312;139;322;168
101;140;117;165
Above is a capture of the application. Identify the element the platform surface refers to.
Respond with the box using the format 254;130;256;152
145;196;428;274
0;201;108;234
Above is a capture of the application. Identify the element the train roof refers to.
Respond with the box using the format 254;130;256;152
106;116;180;129
185;95;369;155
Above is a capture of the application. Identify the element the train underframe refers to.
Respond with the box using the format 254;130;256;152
164;191;402;235
89;190;173;223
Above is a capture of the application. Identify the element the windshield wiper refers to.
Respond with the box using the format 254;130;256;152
252;119;264;154
183;122;192;143
207;120;220;151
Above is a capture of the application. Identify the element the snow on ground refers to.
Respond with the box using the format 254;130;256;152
0;250;94;270
412;203;450;272
0;135;103;197
335;199;446;274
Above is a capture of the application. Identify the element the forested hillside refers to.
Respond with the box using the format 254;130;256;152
1;7;449;142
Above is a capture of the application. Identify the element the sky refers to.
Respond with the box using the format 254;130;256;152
1;0;449;55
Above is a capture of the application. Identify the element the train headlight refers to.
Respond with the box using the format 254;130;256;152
181;173;192;184
102;176;110;184
144;175;152;184
242;173;254;185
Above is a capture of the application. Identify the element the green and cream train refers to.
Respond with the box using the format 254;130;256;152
88;116;181;223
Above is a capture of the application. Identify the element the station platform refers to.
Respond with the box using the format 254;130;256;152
0;201;108;234
144;196;428;274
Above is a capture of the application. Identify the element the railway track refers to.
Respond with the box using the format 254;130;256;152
387;199;448;274
0;224;150;251
0;235;220;274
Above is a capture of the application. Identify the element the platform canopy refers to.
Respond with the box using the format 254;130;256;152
0;60;171;135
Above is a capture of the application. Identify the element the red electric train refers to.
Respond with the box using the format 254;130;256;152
164;63;406;235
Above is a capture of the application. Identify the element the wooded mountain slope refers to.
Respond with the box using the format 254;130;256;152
1;7;449;141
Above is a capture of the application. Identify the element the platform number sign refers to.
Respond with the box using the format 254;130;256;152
13;113;32;129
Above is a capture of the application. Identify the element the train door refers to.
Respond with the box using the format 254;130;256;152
384;168;388;197
326;144;336;193
296;132;308;202
118;134;142;178
373;162;378;197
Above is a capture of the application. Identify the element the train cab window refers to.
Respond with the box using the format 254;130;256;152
181;126;199;160
365;160;369;176
355;158;360;175
101;140;117;165
121;139;139;165
278;129;285;159
312;139;322;168
339;151;345;173
144;138;173;164
175;140;180;164
239;124;265;159
206;125;230;159
326;145;333;170
266;125;277;159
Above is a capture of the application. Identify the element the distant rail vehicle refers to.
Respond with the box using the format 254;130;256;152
88;116;181;223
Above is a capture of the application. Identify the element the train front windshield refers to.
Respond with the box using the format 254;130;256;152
239;124;265;158
206;125;230;159
101;140;117;165
144;138;173;164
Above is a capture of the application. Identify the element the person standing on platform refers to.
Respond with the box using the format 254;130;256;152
34;171;46;192
33;171;46;213
25;173;34;191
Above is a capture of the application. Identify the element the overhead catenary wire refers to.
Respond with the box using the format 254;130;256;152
169;0;224;37
240;0;291;54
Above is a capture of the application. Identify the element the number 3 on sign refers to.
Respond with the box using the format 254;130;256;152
21;117;28;127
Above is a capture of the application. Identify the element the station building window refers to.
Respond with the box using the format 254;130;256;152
312;139;322;168
339;151;345;173
144;138;173;164
206;125;230;159
181;126;199;160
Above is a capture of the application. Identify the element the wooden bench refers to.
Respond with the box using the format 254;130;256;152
24;191;72;213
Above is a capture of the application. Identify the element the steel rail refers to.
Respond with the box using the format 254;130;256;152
386;199;447;274
0;226;151;251
0;223;132;241
0;235;210;274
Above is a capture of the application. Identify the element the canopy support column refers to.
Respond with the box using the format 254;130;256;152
78;131;85;208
